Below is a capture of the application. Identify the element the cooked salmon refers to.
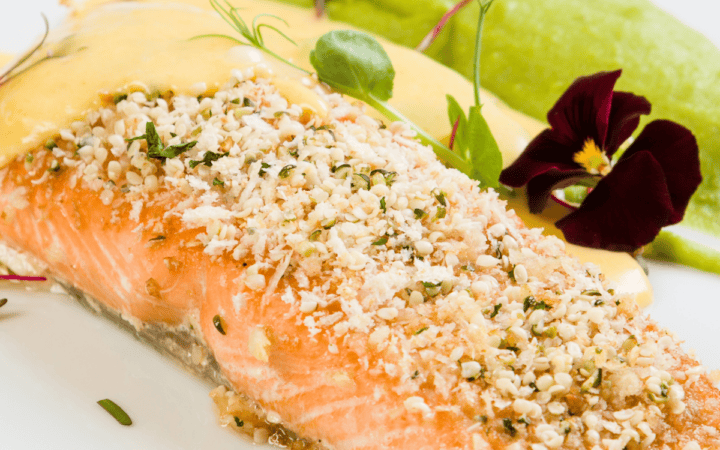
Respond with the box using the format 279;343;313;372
1;62;719;450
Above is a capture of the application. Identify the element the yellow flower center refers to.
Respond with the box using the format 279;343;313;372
573;138;611;175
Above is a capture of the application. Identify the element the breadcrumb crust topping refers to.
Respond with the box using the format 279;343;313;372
16;67;718;450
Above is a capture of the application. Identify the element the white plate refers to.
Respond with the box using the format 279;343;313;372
1;1;719;449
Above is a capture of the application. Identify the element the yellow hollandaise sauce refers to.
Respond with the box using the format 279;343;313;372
0;0;652;306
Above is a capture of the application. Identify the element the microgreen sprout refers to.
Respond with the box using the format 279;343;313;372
194;0;310;74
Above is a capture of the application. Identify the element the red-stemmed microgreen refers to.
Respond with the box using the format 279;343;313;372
416;0;474;52
0;275;47;282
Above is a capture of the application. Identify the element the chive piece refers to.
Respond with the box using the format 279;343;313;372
434;190;447;206
309;230;322;242
502;418;517;437
414;326;429;335
189;151;228;169
508;265;516;282
593;368;603;388
25;153;34;164
380;196;387;213
279;164;296;178
414;209;428;220
489;303;502;318
582;289;602;296
149;235;166;242
112;93;128;104
45;139;57;150
213;177;225;187
97;399;132;426
372;237;388;246
242;97;254;108
434;207;446;220
230;98;240;104
0;298;7;308
234;416;244;427
213;314;227;335
259;162;271;176
411;370;420;379
523;296;552;312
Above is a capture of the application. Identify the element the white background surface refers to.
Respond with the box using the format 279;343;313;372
1;1;720;449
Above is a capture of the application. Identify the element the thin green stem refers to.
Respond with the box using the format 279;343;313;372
366;95;474;175
472;1;491;107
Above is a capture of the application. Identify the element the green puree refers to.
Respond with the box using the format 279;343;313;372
278;0;720;266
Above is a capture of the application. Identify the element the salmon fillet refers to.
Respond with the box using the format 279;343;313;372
1;68;719;450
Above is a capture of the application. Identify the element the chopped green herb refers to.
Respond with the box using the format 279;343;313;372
508;265;517;283
522;296;552;312
434;207;447;221
502;418;517;437
414;209;428;220
461;264;476;272
489;303;502;318
309;230;322;241
593;368;603;388
243;97;255;108
127;122;197;160
47;160;60;172
112;93;128;104
479;415;488;424
213;314;227;335
594;299;605;306
273;110;289;118
529;381;539;392
518;418;531;426
321;218;336;229
414;326;429;335
213;177;225;187
581;289;602;296
149;235;166;242
380;196;387;213
44;138;57;150
97;399;132;426
234;416;244;427
230;98;240;104
422;281;442;297
259;162;271;176
434;190;447;207
25;153;34;164
411;370;420;379
544;326;558;338
279;164;296;178
0;298;7;308
372;237;388;246
189;151;228;169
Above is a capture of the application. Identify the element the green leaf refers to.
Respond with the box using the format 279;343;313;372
310;30;395;102
97;399;132;426
446;94;468;153
149;141;197;160
189;151;228;169
466;105;502;189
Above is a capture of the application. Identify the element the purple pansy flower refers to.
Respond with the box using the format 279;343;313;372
499;70;701;252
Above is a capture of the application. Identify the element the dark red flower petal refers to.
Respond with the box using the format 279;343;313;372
618;120;701;225
555;151;674;252
603;91;652;157
546;70;621;150
499;129;595;212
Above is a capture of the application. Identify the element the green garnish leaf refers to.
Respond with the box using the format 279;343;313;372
44;138;57;150
97;399;132;426
213;177;225;187
465;105;502;189
414;326;429;335
0;298;7;308
127;122;197;160
310;30;473;178
259;162;271;176
149;235;166;242
234;416;244;427
25;153;34;164
380;196;387;213
489;303;502;318
372;236;388;246
189;151;228;169
414;209;428;220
